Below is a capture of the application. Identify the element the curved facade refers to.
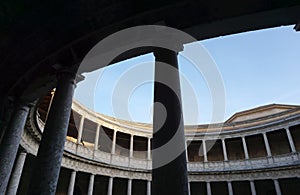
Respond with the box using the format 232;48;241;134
13;93;300;195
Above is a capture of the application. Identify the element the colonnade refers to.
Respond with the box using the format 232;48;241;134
74;114;152;160
3;149;289;195
187;127;297;162
66;170;151;195
189;179;283;195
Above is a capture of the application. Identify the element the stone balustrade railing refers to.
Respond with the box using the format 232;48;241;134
30;105;300;173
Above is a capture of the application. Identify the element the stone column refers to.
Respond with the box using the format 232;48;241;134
0;95;13;144
77;115;85;144
127;179;132;195
67;171;76;195
94;125;100;151
227;181;233;195
6;151;27;195
108;177;113;195
222;139;228;161
28;71;77;195
152;48;188;195
263;133;272;157
203;140;208;162
250;180;257;195
147;137;151;160
206;182;212;195
88;174;94;195
242;136;249;159
274;179;282;195
147;180;151;195
187;181;191;195
111;131;117;155
285;127;296;153
0;100;31;194
130;134;134;158
185;140;189;162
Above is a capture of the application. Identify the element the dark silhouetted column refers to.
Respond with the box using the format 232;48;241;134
0;100;30;194
6;151;27;195
28;71;76;195
152;48;188;195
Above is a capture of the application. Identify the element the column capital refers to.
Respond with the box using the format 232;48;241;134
294;23;300;31
13;98;34;111
19;148;27;154
153;47;183;57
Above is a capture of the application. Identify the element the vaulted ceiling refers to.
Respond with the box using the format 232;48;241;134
1;0;300;98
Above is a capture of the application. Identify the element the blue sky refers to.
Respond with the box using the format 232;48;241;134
75;25;300;125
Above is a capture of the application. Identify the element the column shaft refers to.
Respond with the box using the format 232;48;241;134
206;182;212;195
88;174;94;195
187;182;191;195
274;179;282;195
152;48;188;195
111;131;117;155
242;136;249;159
263;133;272;157
94;125;100;150
28;71;77;195
222;139;228;161
127;179;132;195
147;180;151;195
203;140;208;162
6;151;27;195
77;115;85;144
185;140;189;162
67;171;76;195
130;135;134;158
250;181;257;195
0;101;30;194
286;127;296;153
147;137;151;160
228;181;233;195
108;177;113;195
